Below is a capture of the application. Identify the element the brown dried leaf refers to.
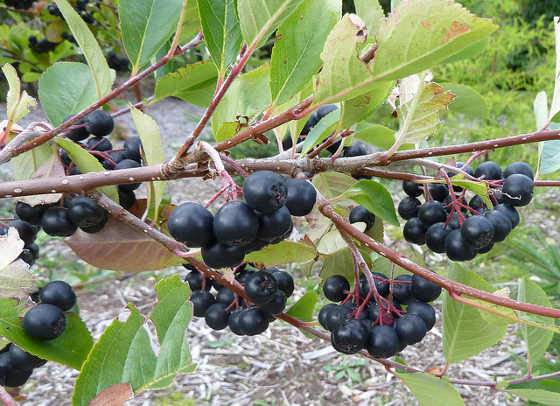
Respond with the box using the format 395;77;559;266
65;217;184;272
17;151;65;206
90;383;133;406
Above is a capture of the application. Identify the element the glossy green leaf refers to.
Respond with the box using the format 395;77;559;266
211;64;271;141
55;138;119;202
237;0;304;48
155;61;218;107
340;80;393;129
0;298;93;370
300;109;341;155
517;278;554;368
38;62;97;126
197;0;242;76
343;179;399;226
119;0;184;72
286;291;318;322
244;241;317;266
506;389;560;406
354;124;395;150
312;172;356;200
441;82;488;119
443;267;508;364
73;276;195;405
270;0;340;106
130;108;166;222
54;0;113;97
396;372;464;406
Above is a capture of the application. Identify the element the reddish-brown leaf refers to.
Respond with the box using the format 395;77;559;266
90;383;133;406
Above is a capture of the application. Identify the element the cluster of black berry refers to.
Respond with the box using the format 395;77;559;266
168;171;317;269
48;0;97;24
61;109;143;210
28;36;58;54
186;265;294;335
4;0;35;10
319;273;441;358
399;161;534;261
0;281;77;388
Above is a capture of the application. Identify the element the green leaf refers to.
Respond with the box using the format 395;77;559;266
11;144;52;181
237;0;304;48
354;0;385;37
270;0;340;106
443;267;508;364
54;0;113;97
300;109;341;155
119;0;184;72
517;278;554;368
315;1;497;105
197;0;242;77
534;91;549;131
73;276;195;405
317;223;367;255
548;17;560;123
539;122;560;176
0;298;93;370
55;138;119;202
354;124;395;150
244;241;317;266
38;62;97;126
2;63;36;124
441;82;488;120
211;64;271;141
343;179;399;226
130;107;166;222
506;389;560;406
155;61;218;108
312;172;356;200
286;291;318;322
321;248;355;283
340;80;393;129
396;372;464;406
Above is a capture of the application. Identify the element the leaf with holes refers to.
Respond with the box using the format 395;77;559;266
343;179;399;226
54;0;113;97
0;298;93;370
396;372;464;406
354;0;385;37
73;276;195;406
65;217;183;272
245;240;316;266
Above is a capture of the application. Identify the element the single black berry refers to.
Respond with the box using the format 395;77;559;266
395;314;427;345
402;181;423;197
391;275;413;303
349;205;375;230
469;195;487;212
461;215;495;250
41;208;77;237
323;275;350;302
216;287;235;306
15;202;45;225
411;275;441;303
363;272;390;297
23;304;67;340
118;189;137;210
7;344;46;370
204;303;230;330
201;242;245;269
86;136;112;152
260;291;287;315
184;270;208;291
190;291;216;317
228;310;246;335
403;217;427;245
343;141;372;157
331;319;368;354
406;301;436;330
398;197;421;220
474;161;502;180
428;184;449;202
39;281;77;311
65;118;89;142
484;210;512;242
214;201;259;246
8;220;37;245
286;178;316;216
318;304;338;330
244;271;278;305
418;201;447;226
425;222;450;253
301;105;338;135
270;269;294;297
445;229;477;262
243;171;288;214
503;162;534;180
239;308;269;336
68;197;108;233
168;202;214;247
495;204;520;228
4;368;33;388
257;206;292;243
85;110;114;137
366;325;400;358
502;174;533;207
123;136;142;163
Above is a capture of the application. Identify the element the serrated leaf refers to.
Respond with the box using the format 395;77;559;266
340;81;393;128
354;124;395;150
354;0;385;37
65;217;184;272
211;64;271;141
506;389;560;406
155;61;218;108
245;240;316;266
119;0;184;72
396;372;464;406
300;108;341;155
54;0;113;97
55;138;119;201
270;0;340;106
286;291;318;322
315;1;497;105
197;0;242;77
443;267;507;364
130;108;166;222
38;62;97;126
237;0;305;48
73;276;195;405
517;278;554;368
441;82;488;119
0;298;93;370
343;179;399;226
395;79;454;149
312;172;355;200
2;63;36;125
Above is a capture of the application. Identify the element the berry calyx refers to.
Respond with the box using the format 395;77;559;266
39;281;77;311
23;304;67;341
168;202;214;248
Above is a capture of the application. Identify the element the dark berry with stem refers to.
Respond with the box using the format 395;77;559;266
324;304;352;331
190;291;216;317
502;174;534;207
428;184;449;202
392;275;413;303
204;303;230;330
86;137;112;152
239;308;269;336
461;215;495;250
331;319;368;354
406;301;436;330
474;161;502;180
495;204;520;228
286;179;317;216
243;171;288;214
503;162;534;180
425;222;450;253
260;291;287;315
201;242;245;269
123;136;143;163
39;281;76;311
41;208;77;237
445;229;477;262
395;314;427;345
411;275;442;303
216;287;235;305
68;197;108;232
418;201;447;226
323;275;350;302
270;269;294;297
403;217;427;245
85;110;114;137
168;202;214;248
214;201;259;246
257;206;292;243
484;210;512;242
469;195;488;212
349;206;375;230
184;270;210;291
403;181;422;197
244;271;278;305
398;197;421;220
366;325;400;358
65;118;89;142
15;202;45;225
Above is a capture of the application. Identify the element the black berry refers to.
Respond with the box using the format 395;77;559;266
190;291;215;317
445;229;477;261
244;271;278;305
65;118;89;142
483;210;512;242
349;205;375;230
406;301;436;330
503;162;534;180
461;215;495;250
403;181;423;197
318;304;339;330
331;319;368;354
243;171;288;214
474;161;502;180
260;291;287;315
411;275;441;303
495;204;520;228
39;281;77;311
395;314;427;345
68;197;108;233
7;344;46;370
366;325;400;358
502;174;533;207
8;220;37;245
41;208;77;237
85;110;114;137
204;303;230;330
201;242;245;269
214;201;259;246
418;201;446;226
123;136;143;163
270;269;294;297
239;308;269;336
425;222;450;253
15;202;45;225
403;217;427;245
86;136;112;152
257;206;292;243
115;159;141;192
391;275;413;303
286;178;316;216
428;184;449;202
23;304;67;341
168;202;214;248
323;275;350;302
398;196;421;220
216;287;235;305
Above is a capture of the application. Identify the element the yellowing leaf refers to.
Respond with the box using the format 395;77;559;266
2;63;36;127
